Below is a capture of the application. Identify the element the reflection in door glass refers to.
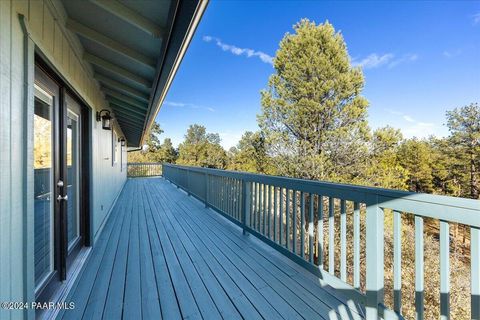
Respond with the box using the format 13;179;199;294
67;110;80;250
33;84;54;289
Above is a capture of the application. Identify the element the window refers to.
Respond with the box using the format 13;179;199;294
112;129;118;166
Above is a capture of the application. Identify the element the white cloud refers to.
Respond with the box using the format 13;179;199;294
387;53;418;68
386;109;439;138
443;49;462;58
352;53;394;69
163;101;215;112
473;12;480;25
352;53;418;69
203;35;274;65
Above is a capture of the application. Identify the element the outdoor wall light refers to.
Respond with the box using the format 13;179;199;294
118;137;126;147
96;109;112;130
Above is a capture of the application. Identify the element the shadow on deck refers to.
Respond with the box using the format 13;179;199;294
59;178;364;320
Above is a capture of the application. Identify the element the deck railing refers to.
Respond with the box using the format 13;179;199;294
163;163;480;320
127;162;162;177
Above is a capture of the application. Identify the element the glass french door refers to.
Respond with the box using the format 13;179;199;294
33;74;57;292
34;64;86;300
66;96;82;253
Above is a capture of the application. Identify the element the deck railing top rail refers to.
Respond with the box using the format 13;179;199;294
162;163;480;320
162;163;479;227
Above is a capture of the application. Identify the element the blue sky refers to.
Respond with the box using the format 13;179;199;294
156;1;480;149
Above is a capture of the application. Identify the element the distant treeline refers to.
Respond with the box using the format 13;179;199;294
129;102;479;200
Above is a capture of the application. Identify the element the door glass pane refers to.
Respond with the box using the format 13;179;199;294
34;84;54;289
67;110;80;250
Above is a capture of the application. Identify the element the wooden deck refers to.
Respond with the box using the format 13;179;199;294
59;178;364;320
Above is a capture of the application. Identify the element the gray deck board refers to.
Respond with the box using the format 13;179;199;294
60;178;364;320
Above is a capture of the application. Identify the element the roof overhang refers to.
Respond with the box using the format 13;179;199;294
61;0;208;147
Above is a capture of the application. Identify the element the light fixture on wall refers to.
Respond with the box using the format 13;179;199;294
96;109;112;130
118;137;126;147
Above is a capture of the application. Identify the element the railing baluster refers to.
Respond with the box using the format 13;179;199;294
286;189;290;250
263;184;267;235
224;177;227;211
231;178;234;218
268;185;272;239
204;173;209;208
230;178;234;221
393;210;402;313
300;191;305;259
309;193;314;264
257;183;261;231
340;199;347;282
226;178;230;214
353;202;360;290
223;177;227;212
318;196;324;268
214;177;220;208
274;187;278;243
415;215;424;320
239;179;242;219
440;220;450;320
214;176;218;207
230;178;234;220
279;188;283;246
228;179;232;215
255;182;259;230
293;190;297;254
232;179;236;219
250;182;258;230
472;227;480;320
242;180;251;235
219;177;223;210
237;179;241;219
256;183;259;230
250;182;254;228
365;197;384;319
329;197;335;275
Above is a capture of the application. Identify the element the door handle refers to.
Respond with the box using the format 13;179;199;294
57;194;68;202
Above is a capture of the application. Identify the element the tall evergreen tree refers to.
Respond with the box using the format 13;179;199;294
446;103;480;199
365;126;407;189
397;139;434;193
157;138;178;163
128;122;164;162
177;124;227;169
258;19;369;182
227;131;274;174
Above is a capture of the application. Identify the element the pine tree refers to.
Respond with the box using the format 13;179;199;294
227;131;274;174
158;138;177;164
446;103;480;199
177;124;227;169
397;139;434;193
258;19;369;182
365;126;407;189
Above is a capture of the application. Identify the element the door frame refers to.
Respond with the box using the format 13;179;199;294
34;55;91;301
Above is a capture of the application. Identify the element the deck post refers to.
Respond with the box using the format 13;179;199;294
242;179;251;235
472;227;480;320
366;195;384;319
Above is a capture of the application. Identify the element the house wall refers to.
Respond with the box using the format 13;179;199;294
0;1;127;318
